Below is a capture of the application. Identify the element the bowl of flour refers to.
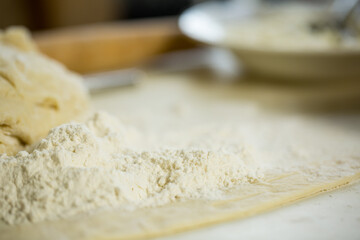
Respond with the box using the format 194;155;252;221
179;0;360;80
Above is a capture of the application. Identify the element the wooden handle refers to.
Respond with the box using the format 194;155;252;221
34;18;197;74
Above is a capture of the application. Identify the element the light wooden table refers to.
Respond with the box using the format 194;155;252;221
34;18;197;74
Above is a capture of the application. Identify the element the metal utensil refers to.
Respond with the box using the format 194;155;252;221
84;47;240;93
310;0;359;38
84;68;143;93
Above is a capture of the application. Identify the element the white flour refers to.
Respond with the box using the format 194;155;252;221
0;112;261;225
1;77;360;226
225;4;360;51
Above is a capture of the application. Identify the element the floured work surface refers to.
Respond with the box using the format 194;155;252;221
1;73;360;240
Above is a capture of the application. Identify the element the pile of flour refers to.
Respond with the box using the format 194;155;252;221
0;112;261;225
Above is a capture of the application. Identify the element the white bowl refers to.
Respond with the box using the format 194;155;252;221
179;1;360;80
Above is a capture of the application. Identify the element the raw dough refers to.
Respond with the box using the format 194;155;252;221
0;27;89;155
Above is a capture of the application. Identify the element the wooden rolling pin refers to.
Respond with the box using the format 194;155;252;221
34;18;196;74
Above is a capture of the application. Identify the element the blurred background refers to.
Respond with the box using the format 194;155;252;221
0;0;210;30
1;0;360;113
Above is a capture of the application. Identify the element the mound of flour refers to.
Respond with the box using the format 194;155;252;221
0;112;261;225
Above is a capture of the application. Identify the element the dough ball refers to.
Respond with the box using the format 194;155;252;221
0;27;89;155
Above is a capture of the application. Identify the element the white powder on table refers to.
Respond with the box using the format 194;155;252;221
1;76;360;226
0;112;261;225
